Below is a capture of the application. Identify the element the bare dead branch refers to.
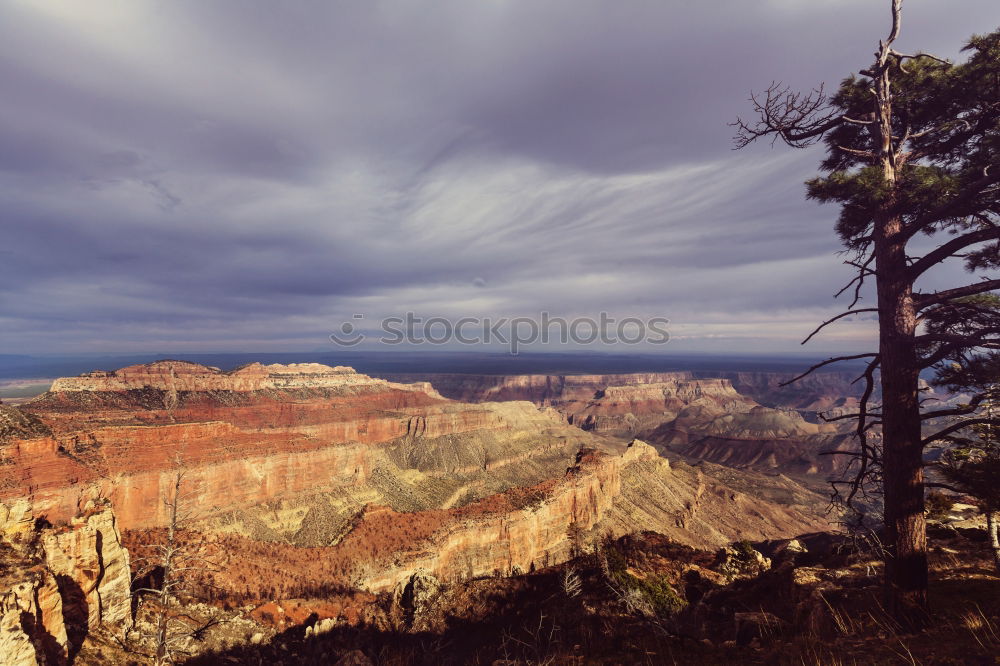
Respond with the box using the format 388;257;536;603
732;82;842;149
801;308;879;345
779;353;878;387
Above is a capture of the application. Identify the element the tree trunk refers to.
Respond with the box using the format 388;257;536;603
877;277;927;627
874;40;928;627
988;508;1000;575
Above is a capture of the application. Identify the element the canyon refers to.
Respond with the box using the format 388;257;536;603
2;362;830;581
0;360;844;662
385;370;859;476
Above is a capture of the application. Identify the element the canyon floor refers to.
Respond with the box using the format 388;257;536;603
0;359;990;664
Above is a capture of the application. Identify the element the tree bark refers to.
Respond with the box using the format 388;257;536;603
873;20;928;626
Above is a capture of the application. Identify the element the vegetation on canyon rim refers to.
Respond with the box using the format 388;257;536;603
735;0;1000;627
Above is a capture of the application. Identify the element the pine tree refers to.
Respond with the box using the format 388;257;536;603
735;0;1000;626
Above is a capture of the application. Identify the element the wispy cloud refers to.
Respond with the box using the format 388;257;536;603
1;0;995;353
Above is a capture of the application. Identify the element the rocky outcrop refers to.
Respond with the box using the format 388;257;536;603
49;360;439;396
42;503;132;628
385;372;704;405
379;371;867;477
383;370;869;413
0;500;130;665
0;569;67;666
386;373;759;437
564;380;756;434
689;370;870;410
348;442;654;591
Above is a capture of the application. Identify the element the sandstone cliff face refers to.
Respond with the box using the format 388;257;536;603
689;370;869;410
0;570;66;666
351;443;653;591
4;363;598;537
380;371;857;477
564;380;755;434
2;360;832;620
0;500;130;666
194;441;828;601
42;504;132;628
383;370;870;413
386;373;759;436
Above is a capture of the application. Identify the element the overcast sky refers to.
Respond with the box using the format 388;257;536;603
2;0;997;355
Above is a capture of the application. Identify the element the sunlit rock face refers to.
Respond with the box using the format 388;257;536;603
194;440;828;598
3;361;524;527
48;360;440;395
0;499;130;666
42;503;132;628
688;370;869;410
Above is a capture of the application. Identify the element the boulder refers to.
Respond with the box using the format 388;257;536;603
392;570;442;625
713;543;771;581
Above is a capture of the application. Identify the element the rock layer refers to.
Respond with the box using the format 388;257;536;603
185;441;828;600
0;499;130;666
385;372;857;477
2;361;832;621
6;362;565;528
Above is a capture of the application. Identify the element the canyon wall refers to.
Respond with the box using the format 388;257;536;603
0;500;130;666
49;361;439;396
383;371;858;476
198;440;829;598
382;369;866;411
384;372;694;404
0;361;580;528
0;361;832;614
689;370;869;410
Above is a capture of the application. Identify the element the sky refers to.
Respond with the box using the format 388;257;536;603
2;0;998;355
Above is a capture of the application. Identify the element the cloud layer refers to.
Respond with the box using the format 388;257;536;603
2;0;996;353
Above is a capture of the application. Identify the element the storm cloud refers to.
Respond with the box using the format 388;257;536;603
1;1;997;353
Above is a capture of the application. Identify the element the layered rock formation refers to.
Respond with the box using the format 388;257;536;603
1;360;832;621
0;499;130;666
690;370;869;410
49;361;438;395
194;441;827;598
386;372;757;434
384;371;858;477
383;372;693;405
383;370;866;412
5;361;551;528
645;403;854;476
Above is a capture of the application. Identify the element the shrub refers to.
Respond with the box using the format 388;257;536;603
601;539;686;616
925;491;954;520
